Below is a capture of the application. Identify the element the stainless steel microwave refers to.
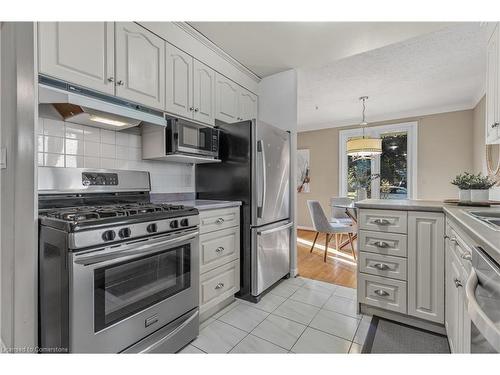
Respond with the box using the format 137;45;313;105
142;117;220;163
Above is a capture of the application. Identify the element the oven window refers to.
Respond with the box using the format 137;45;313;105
94;245;190;332
180;125;212;151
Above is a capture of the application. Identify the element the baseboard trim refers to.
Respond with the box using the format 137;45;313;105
297;225;315;231
359;304;446;335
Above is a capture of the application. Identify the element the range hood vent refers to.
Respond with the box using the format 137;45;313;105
38;76;166;130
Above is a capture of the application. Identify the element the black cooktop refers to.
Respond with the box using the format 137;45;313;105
39;202;198;232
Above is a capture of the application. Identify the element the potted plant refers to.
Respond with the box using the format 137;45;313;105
451;172;474;202
469;173;495;202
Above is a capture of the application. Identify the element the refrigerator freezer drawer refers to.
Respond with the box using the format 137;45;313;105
251;221;292;296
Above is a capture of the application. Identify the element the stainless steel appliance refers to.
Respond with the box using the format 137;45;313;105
142;116;220;164
38;75;166;130
466;245;500;353
38;167;199;353
196;119;291;301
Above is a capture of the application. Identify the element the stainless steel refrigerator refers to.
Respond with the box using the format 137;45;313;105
196;119;291;301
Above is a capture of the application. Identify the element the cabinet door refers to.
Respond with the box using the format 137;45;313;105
238;88;258;121
486;24;499;144
407;212;445;323
165;43;193;119
115;22;165;110
38;22;115;94
193;60;216;125
215;73;239;123
445;238;460;352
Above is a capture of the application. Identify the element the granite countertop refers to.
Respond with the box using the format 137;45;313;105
157;199;242;211
355;198;500;266
354;199;446;212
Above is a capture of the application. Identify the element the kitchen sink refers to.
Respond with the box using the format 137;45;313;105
467;211;500;230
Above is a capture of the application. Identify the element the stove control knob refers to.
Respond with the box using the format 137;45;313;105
170;220;179;229
102;230;116;242
180;218;189;227
118;228;131;238
147;223;158;233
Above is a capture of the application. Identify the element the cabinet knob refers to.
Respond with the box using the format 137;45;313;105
454;278;463;288
215;246;224;254
373;263;390;271
461;253;472;261
189;107;194;111
373;241;390;248
373;218;391;225
215;218;225;224
116;80;124;86
215;282;225;290
492;122;500;128
107;77;115;82
194;108;199;112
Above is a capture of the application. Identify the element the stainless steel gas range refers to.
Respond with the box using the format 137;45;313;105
38;167;199;353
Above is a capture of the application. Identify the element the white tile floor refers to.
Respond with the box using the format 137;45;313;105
180;277;372;354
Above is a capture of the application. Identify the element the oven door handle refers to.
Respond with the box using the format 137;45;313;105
465;268;500;352
74;231;198;266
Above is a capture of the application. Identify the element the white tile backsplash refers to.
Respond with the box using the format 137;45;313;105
38;116;195;193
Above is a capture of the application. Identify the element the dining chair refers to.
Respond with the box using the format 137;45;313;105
307;200;357;262
330;197;354;225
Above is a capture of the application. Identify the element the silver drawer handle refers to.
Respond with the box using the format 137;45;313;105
215;218;225;224
373;218;391;225
374;241;390;248
373;263;390;271
454;278;463;288
215;282;225;290
374;289;389;297
461;253;472;261
215;246;224;253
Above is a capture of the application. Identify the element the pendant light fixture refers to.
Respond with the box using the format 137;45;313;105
346;96;382;159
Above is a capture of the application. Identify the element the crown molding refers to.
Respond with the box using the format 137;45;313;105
176;22;261;83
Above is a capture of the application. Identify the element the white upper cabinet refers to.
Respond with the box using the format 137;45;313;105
38;22;115;95
215;73;258;124
486;23;500;144
165;42;193;119
215;73;240;123
238;88;258;121
193;60;216;125
115;22;165;110
407;211;445;324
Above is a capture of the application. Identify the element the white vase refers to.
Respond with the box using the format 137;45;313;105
356;188;367;201
470;189;489;202
458;189;470;202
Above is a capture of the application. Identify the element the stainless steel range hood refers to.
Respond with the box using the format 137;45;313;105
38;76;166;130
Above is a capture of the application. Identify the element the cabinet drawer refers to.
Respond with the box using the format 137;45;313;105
359;230;408;257
359;252;407;281
358;273;407;314
200;260;240;310
200;227;240;274
199;207;240;234
359;209;408;234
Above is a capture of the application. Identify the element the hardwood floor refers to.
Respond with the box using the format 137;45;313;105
296;229;357;289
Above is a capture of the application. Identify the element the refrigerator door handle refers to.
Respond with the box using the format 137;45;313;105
257;222;293;235
257;140;266;218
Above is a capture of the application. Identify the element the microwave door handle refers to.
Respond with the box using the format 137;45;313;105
257;140;266;218
465;268;500;352
74;231;198;266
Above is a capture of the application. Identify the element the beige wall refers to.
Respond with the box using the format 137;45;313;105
298;109;475;228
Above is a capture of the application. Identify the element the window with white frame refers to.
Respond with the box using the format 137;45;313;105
339;122;418;200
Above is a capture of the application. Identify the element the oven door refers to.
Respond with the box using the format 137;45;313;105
69;229;199;353
174;119;218;157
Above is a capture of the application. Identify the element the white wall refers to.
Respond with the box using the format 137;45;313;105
258;69;299;276
37;110;195;194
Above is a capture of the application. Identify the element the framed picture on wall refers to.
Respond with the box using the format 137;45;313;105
297;149;310;193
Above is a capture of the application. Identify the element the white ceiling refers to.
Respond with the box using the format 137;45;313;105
189;22;490;132
298;23;489;131
189;22;454;77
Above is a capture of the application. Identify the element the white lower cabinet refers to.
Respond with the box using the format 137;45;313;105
358;209;445;326
445;221;471;353
198;206;240;319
